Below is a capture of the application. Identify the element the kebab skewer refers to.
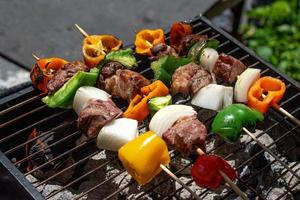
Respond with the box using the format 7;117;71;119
72;86;202;200
75;24;123;68
75;25;251;197
149;105;248;199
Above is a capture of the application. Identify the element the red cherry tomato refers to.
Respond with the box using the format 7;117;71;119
191;155;237;189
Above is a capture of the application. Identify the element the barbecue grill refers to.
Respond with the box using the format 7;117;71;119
0;15;299;200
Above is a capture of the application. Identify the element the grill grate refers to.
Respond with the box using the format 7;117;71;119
0;16;299;200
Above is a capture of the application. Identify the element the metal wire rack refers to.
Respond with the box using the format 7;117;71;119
0;16;299;200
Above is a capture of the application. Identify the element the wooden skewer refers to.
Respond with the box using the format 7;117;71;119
74;24;89;38
242;128;300;180
261;94;300;126
160;164;202;200
196;148;249;200
32;53;40;61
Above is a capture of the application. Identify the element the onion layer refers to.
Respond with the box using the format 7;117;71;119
97;118;138;151
191;84;233;111
234;68;261;103
149;105;196;137
73;86;110;114
200;48;219;72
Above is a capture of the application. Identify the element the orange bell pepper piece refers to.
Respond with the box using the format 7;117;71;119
135;29;165;56
170;22;192;47
124;80;169;122
30;57;68;93
248;76;286;113
82;35;122;68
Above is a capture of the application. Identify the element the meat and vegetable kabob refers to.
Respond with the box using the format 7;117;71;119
29;21;300;199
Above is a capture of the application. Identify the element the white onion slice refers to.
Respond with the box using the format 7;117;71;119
191;84;225;111
200;48;219;72
73;86;111;114
234;68;261;103
149;105;196;137
97;118;138;151
223;86;233;108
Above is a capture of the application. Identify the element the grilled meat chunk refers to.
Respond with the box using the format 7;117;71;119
47;61;88;94
98;68;150;102
78;99;122;138
101;61;125;79
178;34;208;56
162;115;207;155
213;53;246;83
150;43;178;60
171;62;213;95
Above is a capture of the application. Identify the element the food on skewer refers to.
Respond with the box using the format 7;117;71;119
212;104;264;142
213;53;246;83
135;29;165;56
151;55;192;86
150;43;178;61
163;115;207;154
191;84;233;111
169;22;192;47
97;118;138;151
150;105;207;154
149;105;240;193
171;62;214;95
47;61;89;94
147;21;193;60
178;34;208;56
78;99;122;138
191;154;237;189
97;49;150;102
234;68;261;103
99;48;138;69
148;95;172;115
248;76;286;113
124;80;169;122
42;65;99;108
200;47;219;72
30;57;68;93
98;66;150;102
73;86;110;114
82;34;122;68
73;86;122;138
118;131;170;185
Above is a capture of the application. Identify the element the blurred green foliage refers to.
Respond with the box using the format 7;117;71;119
240;0;300;81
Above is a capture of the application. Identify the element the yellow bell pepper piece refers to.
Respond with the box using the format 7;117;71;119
118;131;170;185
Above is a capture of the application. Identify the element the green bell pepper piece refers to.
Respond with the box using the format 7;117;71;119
151;56;192;86
98;48;137;69
148;95;172;115
212;104;264;142
188;39;220;64
42;68;99;108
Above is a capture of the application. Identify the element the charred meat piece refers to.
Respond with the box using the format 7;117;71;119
171;62;213;95
47;61;88;94
101;61;125;79
78;99;122;138
162;115;207;155
178;34;208;56
150;43;178;60
213;53;246;83
98;68;150;102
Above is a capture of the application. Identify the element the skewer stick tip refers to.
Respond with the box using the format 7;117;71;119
160;164;201;200
74;24;89;38
32;53;40;61
196;148;205;155
219;170;249;200
196;147;248;199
